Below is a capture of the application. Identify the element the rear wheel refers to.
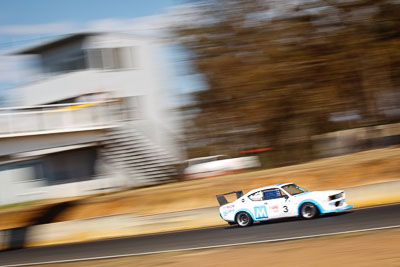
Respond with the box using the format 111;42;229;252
236;212;253;227
300;203;319;219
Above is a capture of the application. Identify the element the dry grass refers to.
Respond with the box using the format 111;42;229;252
1;147;400;230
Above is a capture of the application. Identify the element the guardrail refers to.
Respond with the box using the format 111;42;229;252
0;100;125;136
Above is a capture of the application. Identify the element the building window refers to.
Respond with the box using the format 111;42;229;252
87;49;103;69
43;50;86;74
1;161;45;183
88;47;137;70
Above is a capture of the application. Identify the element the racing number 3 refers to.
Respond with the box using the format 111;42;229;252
283;206;289;212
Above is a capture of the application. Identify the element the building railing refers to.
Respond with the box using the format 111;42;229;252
0;99;125;136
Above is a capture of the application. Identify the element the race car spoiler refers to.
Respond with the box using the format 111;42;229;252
216;190;244;206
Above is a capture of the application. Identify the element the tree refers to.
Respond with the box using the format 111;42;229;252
174;0;400;165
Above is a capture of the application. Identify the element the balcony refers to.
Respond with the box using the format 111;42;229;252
0;100;124;138
0;100;125;156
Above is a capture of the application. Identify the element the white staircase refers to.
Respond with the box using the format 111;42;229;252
101;126;178;186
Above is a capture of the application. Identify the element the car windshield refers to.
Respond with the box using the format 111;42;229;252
282;184;308;196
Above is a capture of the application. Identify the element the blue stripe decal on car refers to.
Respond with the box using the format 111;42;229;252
298;199;324;214
298;199;353;214
294;192;309;197
234;208;256;221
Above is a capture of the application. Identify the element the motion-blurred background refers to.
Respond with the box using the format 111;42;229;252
0;0;399;214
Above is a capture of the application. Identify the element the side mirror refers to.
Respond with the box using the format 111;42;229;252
284;195;289;200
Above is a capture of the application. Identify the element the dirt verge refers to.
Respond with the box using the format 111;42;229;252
1;147;400;230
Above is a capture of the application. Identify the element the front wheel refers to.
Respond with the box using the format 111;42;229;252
300;203;319;219
236;212;253;227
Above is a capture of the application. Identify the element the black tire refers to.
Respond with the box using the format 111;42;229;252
300;203;319;219
236;212;253;227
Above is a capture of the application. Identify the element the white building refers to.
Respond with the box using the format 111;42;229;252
0;32;184;205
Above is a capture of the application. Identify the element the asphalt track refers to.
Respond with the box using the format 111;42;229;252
1;203;400;266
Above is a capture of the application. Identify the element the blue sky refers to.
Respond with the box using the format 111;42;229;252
0;0;203;105
0;0;176;24
0;0;178;48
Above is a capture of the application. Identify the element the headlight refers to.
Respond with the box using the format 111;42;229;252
329;193;343;201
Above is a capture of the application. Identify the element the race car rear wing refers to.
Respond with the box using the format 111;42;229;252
216;191;244;206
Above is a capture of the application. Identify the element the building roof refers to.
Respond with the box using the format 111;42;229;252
9;32;159;56
10;33;98;55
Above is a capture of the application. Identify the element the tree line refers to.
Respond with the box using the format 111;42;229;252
174;0;400;167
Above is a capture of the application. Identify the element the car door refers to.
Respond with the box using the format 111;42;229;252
262;188;293;219
247;190;270;221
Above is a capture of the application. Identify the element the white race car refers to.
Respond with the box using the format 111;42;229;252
217;183;353;227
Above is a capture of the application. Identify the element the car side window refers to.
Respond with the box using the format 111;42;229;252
263;189;286;200
248;191;263;201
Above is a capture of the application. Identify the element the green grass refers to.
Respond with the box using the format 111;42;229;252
0;200;42;212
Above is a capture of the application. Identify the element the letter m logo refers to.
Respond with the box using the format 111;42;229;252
254;206;268;219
